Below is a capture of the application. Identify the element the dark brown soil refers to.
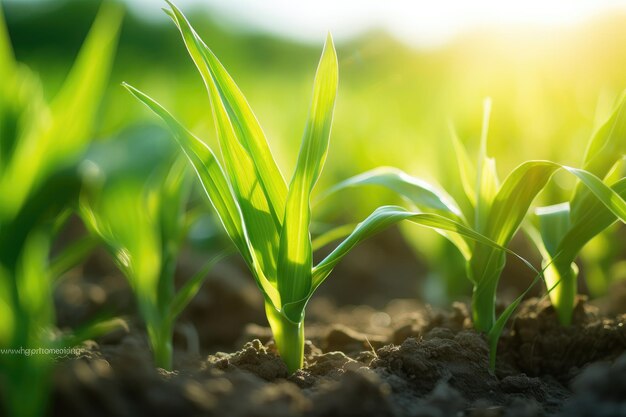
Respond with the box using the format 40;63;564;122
49;292;626;417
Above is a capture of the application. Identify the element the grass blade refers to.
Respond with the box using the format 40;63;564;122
48;3;123;164
165;2;287;217
564;165;626;221
323;167;463;219
311;205;538;292
554;178;626;262
277;34;338;307
0;1;14;79
49;235;99;282
577;93;626;180
123;84;280;308
321;167;471;259
169;250;232;318
165;3;283;283
486;161;559;245
535;203;570;257
311;223;356;252
0;4;122;221
571;93;626;219
449;125;477;220
123;84;246;257
474;98;499;232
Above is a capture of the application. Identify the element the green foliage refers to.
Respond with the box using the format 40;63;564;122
124;1;339;371
327;99;626;366
0;2;122;416
80;131;227;370
125;3;568;372
532;95;626;325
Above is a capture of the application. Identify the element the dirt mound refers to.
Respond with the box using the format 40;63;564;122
47;297;626;417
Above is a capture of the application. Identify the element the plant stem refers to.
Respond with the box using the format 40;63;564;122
149;321;173;370
545;261;578;326
469;249;506;334
471;280;496;333
265;302;304;373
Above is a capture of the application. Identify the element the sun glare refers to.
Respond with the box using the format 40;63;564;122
128;0;626;47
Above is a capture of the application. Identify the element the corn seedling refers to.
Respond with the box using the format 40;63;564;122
0;3;121;416
530;95;626;325
123;2;556;372
80;134;228;370
327;99;626;367
579;226;626;297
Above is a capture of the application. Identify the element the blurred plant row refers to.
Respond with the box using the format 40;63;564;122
0;1;625;416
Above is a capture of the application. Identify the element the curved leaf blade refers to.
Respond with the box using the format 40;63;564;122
311;205;539;292
123;85;245;254
486;161;559;245
169;250;232;319
320;167;471;258
323;166;463;218
165;3;287;217
571;92;626;220
166;3;283;281
554;178;626;263
122;84;281;308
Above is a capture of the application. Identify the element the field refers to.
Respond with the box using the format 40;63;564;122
1;1;625;416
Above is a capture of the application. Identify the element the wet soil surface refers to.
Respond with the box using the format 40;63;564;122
50;293;626;417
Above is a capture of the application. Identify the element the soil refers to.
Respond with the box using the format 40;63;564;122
48;272;626;417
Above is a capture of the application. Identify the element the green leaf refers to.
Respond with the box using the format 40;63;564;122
60;317;129;348
165;2;284;284
0;1;15;80
321;167;471;259
156;157;192;268
448;125;477;220
122;84;280;308
474;98;499;233
277;34;338;306
578;93;626;180
80;181;162;323
469;161;625;329
311;223;356;252
571;92;626;220
553;178;626;264
311;205;538;292
165;2;286;216
169;250;232;319
49;235;99;282
486;259;551;370
536;203;570;257
47;3;123;161
0;4;122;221
323;167;463;219
123;86;245;255
563;165;626;221
486;161;559;246
17;231;52;327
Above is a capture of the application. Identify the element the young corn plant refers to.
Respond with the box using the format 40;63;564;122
0;3;121;416
124;2;554;372
80;141;227;370
326;99;626;367
531;95;626;325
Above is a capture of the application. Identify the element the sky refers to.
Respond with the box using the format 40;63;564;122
125;0;626;48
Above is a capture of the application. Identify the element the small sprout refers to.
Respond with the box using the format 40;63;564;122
0;4;122;416
124;1;546;372
328;99;626;368
79;144;229;370
531;95;626;325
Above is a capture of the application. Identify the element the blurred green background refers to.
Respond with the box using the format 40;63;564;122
4;0;626;303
